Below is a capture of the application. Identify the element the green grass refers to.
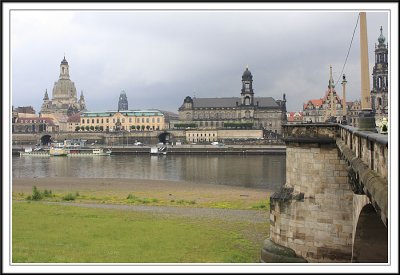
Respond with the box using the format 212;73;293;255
12;202;265;263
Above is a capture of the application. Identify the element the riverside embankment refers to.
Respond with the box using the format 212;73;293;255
12;144;285;155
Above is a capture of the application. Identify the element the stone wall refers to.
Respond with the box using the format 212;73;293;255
270;142;353;262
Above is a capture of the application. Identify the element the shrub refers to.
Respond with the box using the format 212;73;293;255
31;186;43;201
62;193;76;201
127;194;138;200
43;189;53;197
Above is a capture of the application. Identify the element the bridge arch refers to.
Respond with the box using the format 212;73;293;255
158;132;172;144
40;135;52;146
352;203;388;263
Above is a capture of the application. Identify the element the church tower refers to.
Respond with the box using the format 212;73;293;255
241;66;254;106
60;56;70;80
118;90;128;111
371;26;388;117
79;91;86;111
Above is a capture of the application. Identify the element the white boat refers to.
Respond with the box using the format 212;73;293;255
67;148;112;157
150;146;167;155
19;147;50;157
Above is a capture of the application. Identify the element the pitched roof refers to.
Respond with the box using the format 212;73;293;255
67;113;82;122
191;97;279;108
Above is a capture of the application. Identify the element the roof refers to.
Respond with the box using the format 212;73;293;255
67;113;82;122
191;97;279;108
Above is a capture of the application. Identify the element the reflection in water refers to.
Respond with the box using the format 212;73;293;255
12;154;286;191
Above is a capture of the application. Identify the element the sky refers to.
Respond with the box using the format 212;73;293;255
7;3;395;114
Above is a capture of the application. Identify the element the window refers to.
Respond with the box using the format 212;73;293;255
82;119;85;124
157;118;160;123
97;119;99;123
142;118;144;123
106;119;109;123
122;118;125;123
146;118;149;123
92;119;94;123
101;119;104;123
152;118;155;123
113;119;115;123
129;118;132;123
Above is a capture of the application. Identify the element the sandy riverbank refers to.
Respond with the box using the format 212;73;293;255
12;177;272;208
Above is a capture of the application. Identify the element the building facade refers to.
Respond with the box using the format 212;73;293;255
371;26;389;122
118;90;128;111
178;67;287;135
303;66;345;123
40;56;86;117
79;110;166;132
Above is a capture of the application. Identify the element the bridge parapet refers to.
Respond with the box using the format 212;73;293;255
337;125;388;226
338;125;388;179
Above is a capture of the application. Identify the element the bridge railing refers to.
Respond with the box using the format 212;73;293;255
338;125;388;180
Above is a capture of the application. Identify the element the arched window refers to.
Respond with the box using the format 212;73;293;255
378;77;382;88
244;96;250;105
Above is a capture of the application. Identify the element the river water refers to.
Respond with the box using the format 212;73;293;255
12;155;286;190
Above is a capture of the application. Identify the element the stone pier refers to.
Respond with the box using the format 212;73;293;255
261;124;354;262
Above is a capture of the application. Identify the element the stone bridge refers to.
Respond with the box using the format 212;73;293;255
261;123;388;263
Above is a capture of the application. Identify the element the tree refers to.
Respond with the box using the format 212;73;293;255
81;126;85;131
85;126;90;131
146;125;150;131
141;125;145;131
75;126;80;132
136;125;141;130
131;125;136;130
99;126;104;131
95;125;99;131
90;126;95;131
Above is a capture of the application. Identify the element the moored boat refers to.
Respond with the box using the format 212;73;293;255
67;148;112;157
49;147;68;156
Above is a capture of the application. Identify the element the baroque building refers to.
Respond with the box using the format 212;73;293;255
79;110;166;132
40;56;86;117
118;90;128;111
178;67;287;135
371;26;389;122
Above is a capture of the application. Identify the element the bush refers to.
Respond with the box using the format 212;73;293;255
62;193;76;201
127;194;138;200
30;186;43;201
43;189;53;197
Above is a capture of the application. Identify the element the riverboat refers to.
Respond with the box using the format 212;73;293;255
19;147;50;157
67;148;112;157
150;146;167;155
49;146;68;156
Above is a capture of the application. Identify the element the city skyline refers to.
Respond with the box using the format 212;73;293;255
7;4;394;114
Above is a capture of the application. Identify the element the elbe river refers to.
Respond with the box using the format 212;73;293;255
12;155;286;191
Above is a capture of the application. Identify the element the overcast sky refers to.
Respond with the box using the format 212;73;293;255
8;4;393;113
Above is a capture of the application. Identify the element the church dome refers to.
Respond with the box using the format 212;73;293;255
61;56;68;65
242;67;253;80
184;96;193;103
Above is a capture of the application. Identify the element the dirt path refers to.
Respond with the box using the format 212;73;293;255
42;201;269;223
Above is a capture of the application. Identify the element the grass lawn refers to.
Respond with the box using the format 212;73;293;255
12;202;267;263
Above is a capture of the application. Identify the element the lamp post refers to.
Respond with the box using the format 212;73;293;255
358;12;377;132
